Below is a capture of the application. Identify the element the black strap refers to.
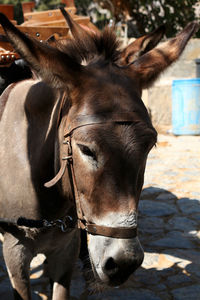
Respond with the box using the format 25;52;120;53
0;216;75;231
0;217;44;228
17;217;45;228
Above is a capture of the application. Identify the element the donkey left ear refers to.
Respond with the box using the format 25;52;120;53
131;22;199;90
0;13;83;89
119;25;165;65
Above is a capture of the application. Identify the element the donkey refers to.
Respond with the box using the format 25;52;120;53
0;11;198;300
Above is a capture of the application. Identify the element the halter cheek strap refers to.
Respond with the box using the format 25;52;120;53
44;112;145;238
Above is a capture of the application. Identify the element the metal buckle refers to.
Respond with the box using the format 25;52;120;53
62;155;72;161
43;220;54;227
63;138;72;155
43;216;74;232
63;138;72;162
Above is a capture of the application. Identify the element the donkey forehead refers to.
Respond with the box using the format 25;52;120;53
70;83;146;121
72;64;141;105
73;121;157;152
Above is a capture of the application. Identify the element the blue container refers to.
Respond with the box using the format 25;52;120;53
172;79;200;135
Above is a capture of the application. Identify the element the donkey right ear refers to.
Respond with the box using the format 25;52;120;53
0;13;83;88
131;22;199;90
119;25;165;65
60;7;97;59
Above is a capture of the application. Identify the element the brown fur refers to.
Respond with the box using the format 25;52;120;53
0;82;17;121
0;11;198;300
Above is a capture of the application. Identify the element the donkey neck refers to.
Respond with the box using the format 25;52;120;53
24;82;73;219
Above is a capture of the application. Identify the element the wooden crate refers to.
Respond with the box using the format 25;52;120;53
23;7;76;24
22;2;35;14
0;6;98;65
0;4;14;20
0;25;69;42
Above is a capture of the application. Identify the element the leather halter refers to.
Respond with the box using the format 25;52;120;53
44;111;142;239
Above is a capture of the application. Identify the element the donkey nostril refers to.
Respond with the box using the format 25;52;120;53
104;257;118;272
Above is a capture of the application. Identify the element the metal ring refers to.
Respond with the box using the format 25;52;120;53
62;155;72;160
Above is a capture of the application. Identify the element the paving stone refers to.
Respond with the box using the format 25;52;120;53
186;163;200;169
175;249;200;263
155;267;177;278
142;252;160;269
140;187;164;199
191;214;200;221
166;273;193;287
71;277;85;298
186;230;200;241
161;253;190;266
139;217;165;233
138;200;177;217
166;216;197;232
154;284;167;291
30;255;46;280
156;192;177;201
177;260;192;269
149;231;195;249
191;191;200;198
162;171;178;176
186;171;200;177
180;177;192;182
143;179;156;186
172;284;200;300
177;198;200;214
0;278;13;299
31;254;46;269
87;288;162;300
160;178;174;185
134;267;160;285
157;291;172;300
185;263;200;278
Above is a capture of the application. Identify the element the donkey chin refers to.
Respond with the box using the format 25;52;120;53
87;234;144;287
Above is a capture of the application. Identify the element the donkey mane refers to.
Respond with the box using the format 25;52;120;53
58;28;121;65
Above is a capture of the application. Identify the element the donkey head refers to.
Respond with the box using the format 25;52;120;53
0;12;198;286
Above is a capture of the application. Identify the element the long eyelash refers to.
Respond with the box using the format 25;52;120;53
78;144;97;160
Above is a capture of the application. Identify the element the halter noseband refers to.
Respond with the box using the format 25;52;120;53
44;112;142;239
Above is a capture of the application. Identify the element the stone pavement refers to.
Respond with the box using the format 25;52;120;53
0;133;199;300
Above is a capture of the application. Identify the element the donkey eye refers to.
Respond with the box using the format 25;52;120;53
78;144;97;160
